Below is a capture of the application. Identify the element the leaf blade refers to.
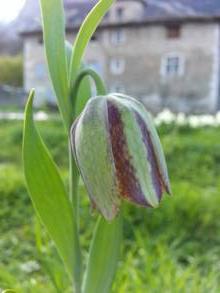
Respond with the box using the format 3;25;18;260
69;0;116;87
82;216;122;293
40;0;70;126
23;90;81;282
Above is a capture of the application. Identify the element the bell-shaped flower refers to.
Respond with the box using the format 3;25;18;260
71;94;171;221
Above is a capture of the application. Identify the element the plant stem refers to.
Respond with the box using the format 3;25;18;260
69;69;107;292
75;68;106;95
70;68;107;113
69;143;80;218
69;142;82;293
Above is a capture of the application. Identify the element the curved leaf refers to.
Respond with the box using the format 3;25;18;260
40;0;70;127
69;0;116;88
82;215;122;293
23;90;81;282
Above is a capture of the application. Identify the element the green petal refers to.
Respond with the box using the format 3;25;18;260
71;97;120;220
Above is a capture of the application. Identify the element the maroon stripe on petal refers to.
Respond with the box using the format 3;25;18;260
135;112;165;200
107;101;150;207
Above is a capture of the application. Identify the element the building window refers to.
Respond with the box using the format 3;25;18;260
111;29;126;45
161;54;185;77
91;32;99;42
110;58;125;75
104;11;110;20
166;24;181;39
38;35;43;44
116;7;124;20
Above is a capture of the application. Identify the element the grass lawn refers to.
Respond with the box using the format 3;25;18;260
0;119;220;292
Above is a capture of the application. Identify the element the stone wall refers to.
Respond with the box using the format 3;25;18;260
101;23;220;113
23;21;220;113
23;35;53;106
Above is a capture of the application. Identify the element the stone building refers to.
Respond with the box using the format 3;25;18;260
20;0;220;113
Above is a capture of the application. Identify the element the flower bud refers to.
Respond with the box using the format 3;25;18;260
71;93;171;221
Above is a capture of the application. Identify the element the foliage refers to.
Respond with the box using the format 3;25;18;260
0;121;220;292
23;92;80;281
0;55;23;87
23;0;119;291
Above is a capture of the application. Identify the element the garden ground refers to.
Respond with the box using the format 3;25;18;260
0;119;220;292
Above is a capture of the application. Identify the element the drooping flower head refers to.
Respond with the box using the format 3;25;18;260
71;94;171;221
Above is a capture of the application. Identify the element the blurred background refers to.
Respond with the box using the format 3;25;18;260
0;0;220;292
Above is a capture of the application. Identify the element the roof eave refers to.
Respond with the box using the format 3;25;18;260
20;15;220;37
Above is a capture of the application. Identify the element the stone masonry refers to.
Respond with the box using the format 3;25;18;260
21;0;220;113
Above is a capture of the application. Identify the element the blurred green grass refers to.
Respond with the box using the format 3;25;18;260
0;120;220;292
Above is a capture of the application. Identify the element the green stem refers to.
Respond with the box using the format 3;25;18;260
69;67;106;215
70;68;107;116
69;143;80;219
69;69;107;292
69;144;82;293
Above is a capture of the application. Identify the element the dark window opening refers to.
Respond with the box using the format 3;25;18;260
91;33;99;42
166;57;180;74
38;35;43;44
116;7;124;19
166;24;181;39
104;11;110;19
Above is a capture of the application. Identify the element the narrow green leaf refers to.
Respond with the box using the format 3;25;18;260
65;41;74;73
23;90;81;282
69;0;116;87
83;215;122;293
40;0;70;127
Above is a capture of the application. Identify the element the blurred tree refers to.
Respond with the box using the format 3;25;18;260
0;55;23;87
